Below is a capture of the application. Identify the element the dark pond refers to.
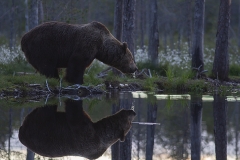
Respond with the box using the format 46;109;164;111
0;91;239;160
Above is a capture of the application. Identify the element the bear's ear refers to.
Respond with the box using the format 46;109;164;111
122;42;128;50
120;131;125;142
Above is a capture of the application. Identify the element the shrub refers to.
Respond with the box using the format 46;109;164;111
229;64;240;76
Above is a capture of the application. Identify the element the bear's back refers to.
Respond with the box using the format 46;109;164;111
21;21;110;53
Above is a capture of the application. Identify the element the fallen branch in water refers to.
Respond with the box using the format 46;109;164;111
132;122;160;125
61;84;105;96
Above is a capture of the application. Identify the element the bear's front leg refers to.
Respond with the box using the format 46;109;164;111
65;64;85;84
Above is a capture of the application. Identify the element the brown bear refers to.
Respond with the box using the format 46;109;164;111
18;99;136;159
21;21;138;84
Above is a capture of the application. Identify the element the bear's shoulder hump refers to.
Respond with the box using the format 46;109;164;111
89;21;110;34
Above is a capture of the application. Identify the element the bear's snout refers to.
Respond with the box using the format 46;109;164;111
129;62;138;73
130;110;136;116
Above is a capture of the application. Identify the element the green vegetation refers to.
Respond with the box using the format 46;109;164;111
0;56;240;96
142;77;158;91
137;61;169;76
229;64;240;77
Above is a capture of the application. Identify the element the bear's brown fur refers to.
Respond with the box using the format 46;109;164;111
21;21;138;84
18;99;136;159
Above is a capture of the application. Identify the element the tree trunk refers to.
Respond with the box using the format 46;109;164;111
114;0;123;41
187;0;193;56
38;0;44;24
212;0;231;81
191;0;205;76
190;95;202;160
148;0;159;65
145;101;157;160
113;0;123;76
25;0;29;32
122;0;136;59
238;0;240;48
29;0;38;30
213;94;227;160
9;0;15;52
140;0;145;49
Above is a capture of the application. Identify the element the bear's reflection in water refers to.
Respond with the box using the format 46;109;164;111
18;99;136;159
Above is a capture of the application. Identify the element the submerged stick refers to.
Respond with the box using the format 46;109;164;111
132;122;160;125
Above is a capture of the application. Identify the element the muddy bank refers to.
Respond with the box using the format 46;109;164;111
1;76;240;100
0;81;142;100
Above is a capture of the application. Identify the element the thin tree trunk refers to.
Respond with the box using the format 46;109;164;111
148;0;159;65
9;0;15;52
191;0;205;76
114;0;123;41
212;0;231;80
25;0;29;32
38;0;44;24
113;0;123;76
213;94;227;160
29;0;38;30
187;0;192;56
190;95;202;160
140;0;144;49
238;0;240;48
122;0;136;59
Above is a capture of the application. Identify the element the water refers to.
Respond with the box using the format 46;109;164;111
0;91;239;160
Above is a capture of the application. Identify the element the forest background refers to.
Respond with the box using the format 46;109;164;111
0;0;238;91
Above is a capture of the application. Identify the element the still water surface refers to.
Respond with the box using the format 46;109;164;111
0;91;239;160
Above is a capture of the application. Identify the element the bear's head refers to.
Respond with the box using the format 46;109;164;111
118;42;138;74
99;40;138;74
115;109;136;142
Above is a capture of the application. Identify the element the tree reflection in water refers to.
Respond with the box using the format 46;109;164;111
213;93;227;160
146;94;157;160
190;95;202;160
